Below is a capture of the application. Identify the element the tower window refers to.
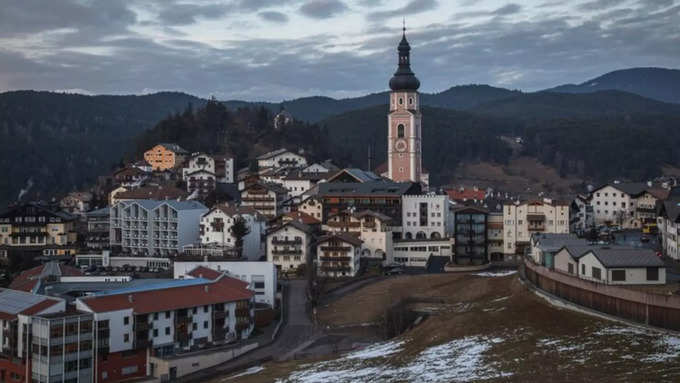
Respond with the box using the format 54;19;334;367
397;124;405;138
409;97;413;105
399;98;403;105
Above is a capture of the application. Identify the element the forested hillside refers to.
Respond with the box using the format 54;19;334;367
0;91;205;206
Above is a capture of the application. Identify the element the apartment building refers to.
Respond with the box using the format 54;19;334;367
658;190;680;260
323;210;392;262
590;182;667;228
316;233;363;278
0;289;67;383
0;203;78;259
240;182;288;219
487;212;504;262
401;194;451;240
296;196;323;221
199;205;264;260
393;238;454;267
75;276;255;381
143;143;188;171
85;207;110;250
318;181;421;226
452;206;488;265
110;200;208;257
265;221;313;273
570;195;594;233
503;199;570;260
59;192;93;215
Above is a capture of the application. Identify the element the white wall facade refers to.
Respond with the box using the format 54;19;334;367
200;209;264;260
503;200;570;257
401;195;449;240
591;185;634;227
266;225;310;272
392;238;453;268
174;261;278;307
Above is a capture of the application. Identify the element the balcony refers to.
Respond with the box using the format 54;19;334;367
235;308;250;317
528;225;546;232
327;222;361;228
272;238;302;245
213;311;227;320
319;256;351;262
272;249;302;255
320;246;350;252
242;197;275;203
321;266;351;273
134;321;150;331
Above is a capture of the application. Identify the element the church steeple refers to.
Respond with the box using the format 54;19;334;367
389;23;420;91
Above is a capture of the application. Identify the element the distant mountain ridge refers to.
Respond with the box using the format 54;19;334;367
545;68;680;104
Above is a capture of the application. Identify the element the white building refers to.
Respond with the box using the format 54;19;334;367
590;182;665;228
392;238;454;268
323;209;392;262
657;193;680;260
297;195;323;221
256;148;307;171
240;181;288;219
266;221;313;273
75;275;256;356
570;195;594;233
110;200;208;256
316;233;363;278
199;205;265;260
503;199;570;261
554;246;666;285
401;194;450;240
174;262;278;308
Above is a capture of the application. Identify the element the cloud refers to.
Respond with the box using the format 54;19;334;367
258;11;290;23
157;3;229;25
577;0;625;11
493;3;522;15
368;0;438;20
300;0;348;19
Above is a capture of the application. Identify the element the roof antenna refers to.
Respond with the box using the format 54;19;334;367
402;18;406;37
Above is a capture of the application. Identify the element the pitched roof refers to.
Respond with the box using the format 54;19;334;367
353;210;392;222
559;245;664;268
326;168;382;183
157;143;189;154
115;184;188;201
244;181;288;195
257;148;296;160
592;182;650;197
316;232;363;247
9;262;83;293
284;211;321;225
446;188;486;202
187;266;223;280
206;204;259;218
86;207;110;217
0;288;62;320
318;181;417;197
268;220;313;235
78;275;253;314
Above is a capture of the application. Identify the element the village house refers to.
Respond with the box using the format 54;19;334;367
265;221;313;274
296;195;323;221
657;188;680;260
316;233;363;278
240;181;288;219
401;194;451;240
503;198;570;261
323;209;392;262
590;182;667;228
451;206;488;265
59;191;94;214
553;246;666;285
256;148;307;171
144;143;189;171
113;166;150;188
198;204;264;260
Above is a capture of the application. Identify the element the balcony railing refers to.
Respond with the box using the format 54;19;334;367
319;256;351;262
326;222;361;228
235;308;250;317
242;197;275;203
213;311;227;320
272;249;302;255
320;266;351;273
320;246;351;252
272;238;302;245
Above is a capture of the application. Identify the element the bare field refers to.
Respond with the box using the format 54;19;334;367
214;272;680;382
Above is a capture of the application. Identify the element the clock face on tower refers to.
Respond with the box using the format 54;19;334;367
394;139;408;152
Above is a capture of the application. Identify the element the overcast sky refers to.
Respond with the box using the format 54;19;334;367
0;0;678;101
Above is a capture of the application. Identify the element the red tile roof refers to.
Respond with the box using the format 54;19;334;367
187;266;223;280
20;299;62;316
9;263;83;292
446;188;486;202
284;211;321;225
80;276;254;314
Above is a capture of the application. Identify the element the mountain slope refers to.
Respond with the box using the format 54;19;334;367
546;68;680;104
470;90;680;121
0;91;205;206
222;85;519;123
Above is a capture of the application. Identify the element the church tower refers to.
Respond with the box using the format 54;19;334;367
387;25;425;186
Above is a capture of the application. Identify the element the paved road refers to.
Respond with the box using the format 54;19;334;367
179;279;318;382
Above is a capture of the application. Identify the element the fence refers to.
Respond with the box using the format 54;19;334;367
523;259;680;331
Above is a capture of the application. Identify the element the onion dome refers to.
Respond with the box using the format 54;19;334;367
389;26;420;91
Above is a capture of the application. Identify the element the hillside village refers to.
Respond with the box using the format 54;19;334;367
2;29;680;383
